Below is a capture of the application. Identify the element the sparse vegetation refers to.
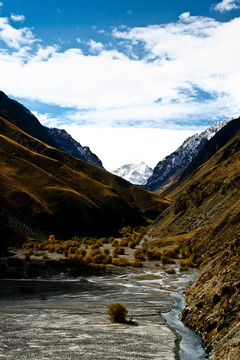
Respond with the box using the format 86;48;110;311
107;303;128;323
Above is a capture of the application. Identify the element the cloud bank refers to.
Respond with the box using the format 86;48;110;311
0;9;239;130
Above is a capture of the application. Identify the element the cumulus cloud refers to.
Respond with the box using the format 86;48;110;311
213;0;240;12
88;39;104;53
0;12;239;130
10;14;25;22
0;17;37;49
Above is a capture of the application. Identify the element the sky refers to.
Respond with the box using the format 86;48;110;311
0;0;240;170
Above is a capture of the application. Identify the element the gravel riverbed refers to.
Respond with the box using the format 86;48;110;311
0;266;204;359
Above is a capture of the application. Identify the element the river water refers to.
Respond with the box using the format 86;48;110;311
0;265;207;359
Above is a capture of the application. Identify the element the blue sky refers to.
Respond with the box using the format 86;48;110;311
0;0;240;170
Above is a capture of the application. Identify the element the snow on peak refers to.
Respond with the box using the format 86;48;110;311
112;162;153;185
144;118;233;191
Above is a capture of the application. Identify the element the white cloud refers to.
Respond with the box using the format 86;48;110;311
31;111;59;127
0;3;3;7
0;17;37;49
213;0;240;12
10;14;25;22
0;12;239;130
88;39;104;53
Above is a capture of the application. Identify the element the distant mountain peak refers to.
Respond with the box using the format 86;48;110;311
112;162;153;185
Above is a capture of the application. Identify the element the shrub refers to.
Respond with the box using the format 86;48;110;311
76;248;87;257
111;239;119;247
90;244;99;250
146;250;161;261
161;255;175;264
133;250;146;261
107;303;128;323
128;241;136;249
92;253;105;264
166;268;176;274
179;265;189;272
48;235;56;242
102;255;112;264
132;259;143;267
112;257;129;267
117;246;125;255
119;239;129;247
163;247;179;258
103;248;110;255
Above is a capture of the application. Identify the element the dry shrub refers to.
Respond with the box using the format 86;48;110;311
112;257;130;267
161;255;176;264
102;255;112;264
76;248;87;257
128;241;136;249
92;253;105;264
103;248;110;255
90;244;100;250
133;250;146;261
132;259;143;267
84;254;92;263
166;268;176;275
107;303;128;323
163;247;179;258
179;265;189;272
119;239;129;247
111;239;119;247
146;250;161;261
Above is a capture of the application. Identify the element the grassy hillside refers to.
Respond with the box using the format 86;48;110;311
146;127;240;360
0;116;170;251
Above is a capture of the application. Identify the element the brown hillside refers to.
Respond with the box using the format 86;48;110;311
0;116;170;249
147;129;240;360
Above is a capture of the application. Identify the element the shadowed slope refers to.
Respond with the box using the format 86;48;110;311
147;125;240;360
0;116;170;249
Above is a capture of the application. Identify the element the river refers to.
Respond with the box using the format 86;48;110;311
0;264;207;359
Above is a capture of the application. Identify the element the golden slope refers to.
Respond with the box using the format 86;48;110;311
0;116;170;243
147;129;240;360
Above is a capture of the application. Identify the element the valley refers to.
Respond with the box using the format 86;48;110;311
0;92;239;359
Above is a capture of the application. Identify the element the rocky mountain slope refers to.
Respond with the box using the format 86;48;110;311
0;91;103;169
143;118;232;192
112;162;153;185
0;111;170;253
146;118;240;360
46;127;104;169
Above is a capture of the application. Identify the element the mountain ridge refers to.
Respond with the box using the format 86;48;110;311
0;112;170;251
0;91;104;169
146;119;240;360
143;118;233;192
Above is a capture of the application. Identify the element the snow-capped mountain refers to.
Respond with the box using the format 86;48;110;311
46;127;104;169
143;118;233;192
112;162;153;185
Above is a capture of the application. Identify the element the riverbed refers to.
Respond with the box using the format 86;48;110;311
0;265;207;359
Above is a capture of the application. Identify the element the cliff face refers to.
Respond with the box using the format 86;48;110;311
147;121;240;359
